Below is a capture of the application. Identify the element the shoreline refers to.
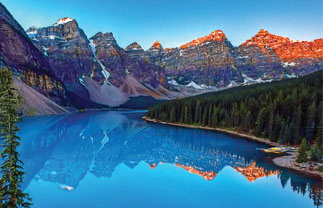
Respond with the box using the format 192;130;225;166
142;116;323;179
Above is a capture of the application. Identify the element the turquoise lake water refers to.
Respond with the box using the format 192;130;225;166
16;111;322;208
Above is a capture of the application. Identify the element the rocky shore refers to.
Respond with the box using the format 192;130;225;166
142;116;323;179
273;155;323;179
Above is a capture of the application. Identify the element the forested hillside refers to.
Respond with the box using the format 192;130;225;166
147;70;323;150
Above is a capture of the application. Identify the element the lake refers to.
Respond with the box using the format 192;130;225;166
17;110;322;208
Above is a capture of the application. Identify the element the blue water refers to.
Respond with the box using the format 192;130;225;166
15;111;322;208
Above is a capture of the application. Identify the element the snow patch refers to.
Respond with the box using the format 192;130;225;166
168;80;179;86
237;56;249;59
89;40;110;81
285;73;297;78
283;62;296;67
186;81;205;90
54;17;74;26
242;73;264;84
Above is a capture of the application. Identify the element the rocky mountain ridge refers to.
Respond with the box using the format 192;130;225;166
0;1;322;113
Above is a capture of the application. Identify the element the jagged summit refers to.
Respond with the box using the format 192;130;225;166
150;41;162;50
242;29;323;60
90;32;115;41
125;42;143;51
53;17;74;26
180;30;227;49
90;32;119;48
26;26;38;35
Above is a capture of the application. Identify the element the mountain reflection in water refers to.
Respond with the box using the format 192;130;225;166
18;111;322;207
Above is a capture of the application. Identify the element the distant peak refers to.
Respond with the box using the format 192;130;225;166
53;17;74;26
26;26;38;35
150;41;162;50
125;42;143;51
242;29;323;60
90;32;115;41
257;29;269;34
180;30;227;49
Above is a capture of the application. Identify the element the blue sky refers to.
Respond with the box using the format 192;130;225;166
2;0;322;49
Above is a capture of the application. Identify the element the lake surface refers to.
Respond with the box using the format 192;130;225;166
16;111;322;208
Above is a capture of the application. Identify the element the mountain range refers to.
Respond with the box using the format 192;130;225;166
0;3;322;114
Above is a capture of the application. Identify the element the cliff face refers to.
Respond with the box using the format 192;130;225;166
160;30;242;87
90;32;167;88
27;20;169;107
27;18;103;101
237;29;323;79
137;30;322;86
0;3;67;105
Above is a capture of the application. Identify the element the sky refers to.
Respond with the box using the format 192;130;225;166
1;0;322;49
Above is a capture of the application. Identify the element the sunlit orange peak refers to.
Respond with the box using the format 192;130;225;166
150;41;162;49
180;30;226;49
54;17;74;26
242;29;323;61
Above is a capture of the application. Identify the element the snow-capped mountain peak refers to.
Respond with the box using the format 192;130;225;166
54;17;74;26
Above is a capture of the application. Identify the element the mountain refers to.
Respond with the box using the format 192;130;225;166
1;2;321;112
0;3;69;114
26;17;103;105
135;30;322;87
27;21;172;107
89;32;167;88
151;30;242;88
236;29;323;79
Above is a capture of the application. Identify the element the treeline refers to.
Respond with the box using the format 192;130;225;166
147;70;323;160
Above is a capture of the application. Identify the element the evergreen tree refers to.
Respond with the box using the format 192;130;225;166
267;110;274;139
293;105;302;143
255;108;264;136
242;111;252;132
272;113;281;142
296;138;309;163
0;67;32;207
305;102;316;141
311;118;323;161
211;106;218;127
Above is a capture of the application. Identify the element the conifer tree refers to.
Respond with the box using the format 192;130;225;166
293;105;302;143
306;102;316;141
0;67;32;207
296;138;309;163
267;110;274;139
255;108;264;136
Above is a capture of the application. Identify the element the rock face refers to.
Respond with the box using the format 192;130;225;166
236;29;323;79
125;42;145;59
27;20;169;107
0;3;67;105
90;32;167;88
136;29;322;86
14;78;69;115
158;30;242;87
27;18;102;101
